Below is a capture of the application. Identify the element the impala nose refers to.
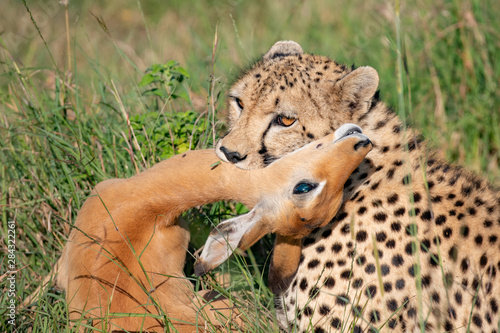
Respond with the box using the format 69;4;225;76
354;139;373;151
219;146;247;163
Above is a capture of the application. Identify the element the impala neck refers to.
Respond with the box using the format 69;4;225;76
130;150;271;224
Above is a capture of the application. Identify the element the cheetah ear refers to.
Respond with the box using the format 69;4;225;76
268;235;302;295
335;66;379;109
264;41;304;61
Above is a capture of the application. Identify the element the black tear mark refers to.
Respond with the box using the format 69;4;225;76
259;121;274;156
260;121;277;166
263;154;278;166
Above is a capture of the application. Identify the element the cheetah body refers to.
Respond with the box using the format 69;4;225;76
217;41;500;332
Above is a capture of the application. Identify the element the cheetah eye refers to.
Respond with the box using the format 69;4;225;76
276;115;296;127
234;97;244;110
293;182;318;195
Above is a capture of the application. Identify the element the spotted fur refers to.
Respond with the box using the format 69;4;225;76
217;41;500;332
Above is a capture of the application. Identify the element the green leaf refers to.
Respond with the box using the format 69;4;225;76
165;60;177;67
138;74;156;87
176;66;190;78
150;64;164;74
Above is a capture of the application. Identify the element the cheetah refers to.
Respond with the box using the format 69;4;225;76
30;124;370;332
215;41;500;332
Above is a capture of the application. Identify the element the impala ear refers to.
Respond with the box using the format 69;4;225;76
268;235;302;295
194;208;271;276
264;41;304;61
335;66;379;110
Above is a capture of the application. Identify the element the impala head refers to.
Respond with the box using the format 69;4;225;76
195;124;372;276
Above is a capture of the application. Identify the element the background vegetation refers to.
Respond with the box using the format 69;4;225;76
0;0;498;331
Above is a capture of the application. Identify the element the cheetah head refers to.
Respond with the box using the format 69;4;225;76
216;40;380;169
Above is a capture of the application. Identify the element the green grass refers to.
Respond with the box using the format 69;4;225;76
0;0;499;331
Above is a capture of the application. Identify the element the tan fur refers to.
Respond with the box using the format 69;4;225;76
60;151;256;332
195;128;372;276
216;41;500;332
268;236;302;294
29;127;371;332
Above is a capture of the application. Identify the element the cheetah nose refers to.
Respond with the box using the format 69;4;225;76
220;146;247;164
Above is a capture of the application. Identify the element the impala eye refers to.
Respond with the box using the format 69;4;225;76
276;115;296;127
346;128;362;136
293;182;318;195
234;97;244;110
